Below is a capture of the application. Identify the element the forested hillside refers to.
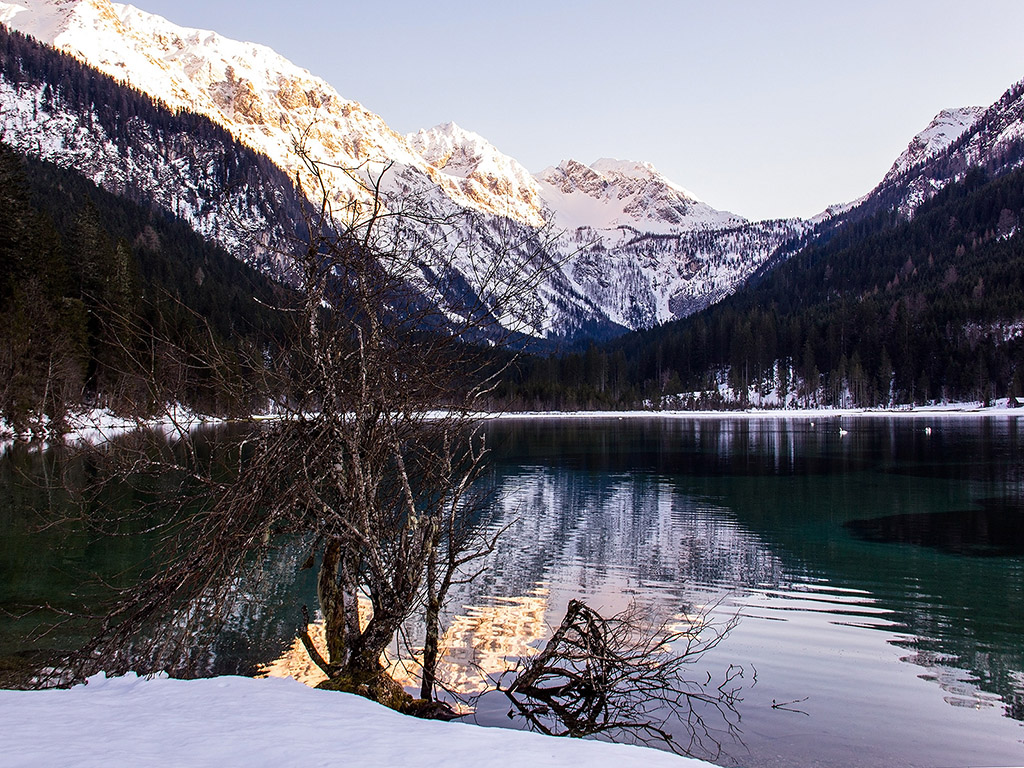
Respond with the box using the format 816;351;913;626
0;142;288;434
0;24;305;271
499;165;1024;409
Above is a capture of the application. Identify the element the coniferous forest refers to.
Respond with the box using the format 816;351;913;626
5;134;1024;425
498;165;1024;410
2;15;1024;423
0;142;288;432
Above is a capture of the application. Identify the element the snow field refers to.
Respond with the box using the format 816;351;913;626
0;673;712;767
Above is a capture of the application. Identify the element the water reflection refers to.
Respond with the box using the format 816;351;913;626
479;464;787;599
378;464;787;700
3;416;1024;768
259;457;785;698
261;590;552;696
0;431;314;685
474;419;1024;735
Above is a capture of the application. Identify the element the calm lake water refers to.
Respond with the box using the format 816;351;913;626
2;415;1024;767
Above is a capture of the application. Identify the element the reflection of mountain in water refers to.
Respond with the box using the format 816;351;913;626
5;417;1024;746
482;465;787;601
390;460;788;692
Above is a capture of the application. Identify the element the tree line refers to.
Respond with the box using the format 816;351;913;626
497;164;1024;409
0;141;288;433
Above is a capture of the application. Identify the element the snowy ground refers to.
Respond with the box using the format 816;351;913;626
0;405;225;450
4;401;1021;455
487;400;1024;420
0;673;711;767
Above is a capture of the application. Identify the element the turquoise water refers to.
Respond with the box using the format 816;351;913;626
2;416;1023;767
463;416;1024;767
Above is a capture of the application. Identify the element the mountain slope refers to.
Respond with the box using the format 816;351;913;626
825;79;1024;226
536;158;744;234
765;82;1024;281
6;0;1020;346
0;23;304;271
500;164;1024;409
882;107;986;184
0;0;547;227
0;0;812;339
0;134;291;430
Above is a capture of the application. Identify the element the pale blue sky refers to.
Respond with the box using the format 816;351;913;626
135;0;1024;221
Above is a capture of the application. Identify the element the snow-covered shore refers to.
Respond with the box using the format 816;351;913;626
5;400;1021;454
0;673;711;767
0;406;226;450
486;400;1024;420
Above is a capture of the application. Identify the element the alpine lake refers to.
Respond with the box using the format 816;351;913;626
2;414;1023;768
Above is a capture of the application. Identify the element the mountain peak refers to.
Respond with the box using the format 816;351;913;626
407;122;497;169
590;157;704;202
884;105;986;182
590;157;658;179
408;122;545;225
535;158;742;233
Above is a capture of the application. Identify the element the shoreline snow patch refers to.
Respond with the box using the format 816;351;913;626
0;673;713;767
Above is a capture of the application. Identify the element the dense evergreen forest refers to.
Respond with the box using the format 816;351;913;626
8;139;1022;425
0;142;289;433
499;165;1024;409
6;135;1023;423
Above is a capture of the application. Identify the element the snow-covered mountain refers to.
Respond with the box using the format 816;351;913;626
882;107;986;183
529;157;796;325
811;106;987;225
821;81;1024;225
0;0;552;228
0;33;304;271
537;158;744;234
407;122;546;227
0;0;808;338
4;0;1021;341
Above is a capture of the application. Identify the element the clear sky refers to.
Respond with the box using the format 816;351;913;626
132;0;1024;221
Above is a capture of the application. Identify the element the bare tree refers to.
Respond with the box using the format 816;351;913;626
58;139;558;714
501;599;747;760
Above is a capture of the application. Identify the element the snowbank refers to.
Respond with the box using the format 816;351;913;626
62;406;226;446
0;406;225;448
0;673;711;767
7;401;1016;453
486;401;1024;420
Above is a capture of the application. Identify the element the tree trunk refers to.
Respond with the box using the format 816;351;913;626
420;550;440;700
347;608;402;674
318;538;360;670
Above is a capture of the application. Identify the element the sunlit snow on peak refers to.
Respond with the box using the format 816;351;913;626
535;157;744;234
884;106;986;182
0;0;816;336
407;121;545;225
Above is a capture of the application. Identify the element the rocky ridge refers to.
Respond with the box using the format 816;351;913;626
2;0;1021;339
